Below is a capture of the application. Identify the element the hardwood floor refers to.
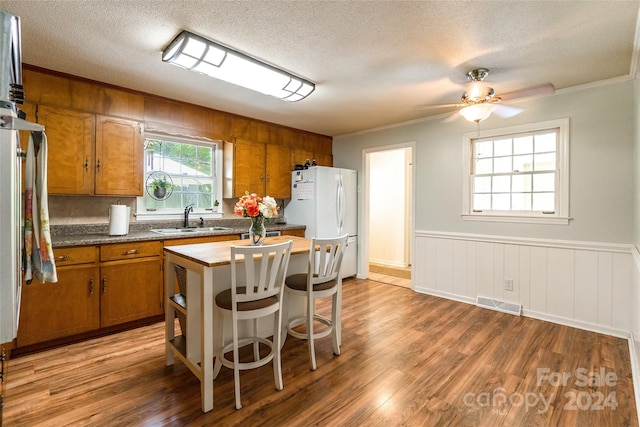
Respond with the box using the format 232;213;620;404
4;279;637;426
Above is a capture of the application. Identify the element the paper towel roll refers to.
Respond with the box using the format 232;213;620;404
109;205;130;236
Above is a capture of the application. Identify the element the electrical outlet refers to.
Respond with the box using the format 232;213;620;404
504;279;514;291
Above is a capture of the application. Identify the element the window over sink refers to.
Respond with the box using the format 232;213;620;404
136;134;223;220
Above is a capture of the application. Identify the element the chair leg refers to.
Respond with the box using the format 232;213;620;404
273;308;283;391
252;318;260;361
213;307;223;379
307;294;317;371
232;313;242;410
280;289;290;350
331;292;341;356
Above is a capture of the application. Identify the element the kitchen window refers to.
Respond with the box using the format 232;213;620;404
462;118;569;224
136;134;223;220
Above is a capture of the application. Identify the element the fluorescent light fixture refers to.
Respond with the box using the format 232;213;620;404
459;103;496;123
162;30;315;102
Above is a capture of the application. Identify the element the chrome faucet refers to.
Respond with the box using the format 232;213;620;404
183;204;194;228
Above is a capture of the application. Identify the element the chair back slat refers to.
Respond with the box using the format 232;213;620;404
310;234;348;285
230;241;293;304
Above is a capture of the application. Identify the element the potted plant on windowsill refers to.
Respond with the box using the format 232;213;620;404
213;199;220;213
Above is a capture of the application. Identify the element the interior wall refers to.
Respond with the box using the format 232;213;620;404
333;79;635;334
369;149;407;267
335;80;635;244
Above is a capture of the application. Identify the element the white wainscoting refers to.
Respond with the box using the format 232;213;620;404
414;231;632;338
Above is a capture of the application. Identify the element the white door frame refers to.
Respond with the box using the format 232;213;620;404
360;142;416;285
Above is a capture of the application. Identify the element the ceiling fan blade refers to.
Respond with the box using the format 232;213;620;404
443;110;460;122
414;102;461;111
499;83;555;102
493;104;523;118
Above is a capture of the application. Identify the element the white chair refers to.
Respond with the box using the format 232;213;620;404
212;240;293;410
281;234;348;371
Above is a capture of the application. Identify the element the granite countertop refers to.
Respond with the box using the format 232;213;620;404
50;219;305;248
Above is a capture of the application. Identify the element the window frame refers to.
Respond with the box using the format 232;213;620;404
136;133;224;221
461;118;570;225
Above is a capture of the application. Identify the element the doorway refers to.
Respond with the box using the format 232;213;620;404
363;144;414;288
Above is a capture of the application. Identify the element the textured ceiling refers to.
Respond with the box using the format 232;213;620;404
1;0;639;136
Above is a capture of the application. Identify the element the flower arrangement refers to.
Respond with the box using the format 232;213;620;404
234;192;278;219
234;192;278;245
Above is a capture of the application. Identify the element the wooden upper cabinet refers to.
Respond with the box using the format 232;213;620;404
224;139;291;198
314;152;333;167
235;139;266;196
292;148;332;167
38;105;95;195
95;116;143;196
224;139;264;198
266;144;292;198
36;107;143;196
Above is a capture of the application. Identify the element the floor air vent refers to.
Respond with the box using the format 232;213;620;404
476;296;522;316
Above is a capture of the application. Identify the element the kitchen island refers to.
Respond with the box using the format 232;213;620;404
163;235;311;412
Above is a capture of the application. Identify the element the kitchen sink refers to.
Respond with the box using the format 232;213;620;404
150;226;233;235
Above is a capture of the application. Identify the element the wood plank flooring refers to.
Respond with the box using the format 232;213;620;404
4;279;637;426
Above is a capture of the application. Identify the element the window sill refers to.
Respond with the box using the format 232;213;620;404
461;214;570;225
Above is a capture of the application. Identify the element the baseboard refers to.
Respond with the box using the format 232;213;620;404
413;285;476;306
369;259;408;268
628;332;640;427
522;309;629;339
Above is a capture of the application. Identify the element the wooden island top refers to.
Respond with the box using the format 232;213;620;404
163;235;311;267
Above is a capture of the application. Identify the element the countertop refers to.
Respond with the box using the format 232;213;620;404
50;219;305;248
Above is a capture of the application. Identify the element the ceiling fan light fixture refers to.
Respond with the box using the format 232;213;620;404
459;103;496;123
462;82;495;104
162;30;315;102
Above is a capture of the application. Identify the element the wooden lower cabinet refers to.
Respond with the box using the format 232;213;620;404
17;242;163;350
100;258;163;327
18;264;100;346
281;228;305;238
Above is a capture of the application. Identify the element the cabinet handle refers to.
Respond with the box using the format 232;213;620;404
84;158;89;172
55;255;69;261
96;159;100;172
89;277;94;295
123;249;140;255
260;174;264;182
266;174;270;182
102;276;107;293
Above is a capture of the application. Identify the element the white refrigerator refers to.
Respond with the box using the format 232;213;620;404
286;166;357;278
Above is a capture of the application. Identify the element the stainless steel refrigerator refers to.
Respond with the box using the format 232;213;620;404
286;166;357;277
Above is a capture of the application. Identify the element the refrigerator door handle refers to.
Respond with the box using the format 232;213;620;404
338;175;345;232
335;178;341;232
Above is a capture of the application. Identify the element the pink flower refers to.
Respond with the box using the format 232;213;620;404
234;191;278;219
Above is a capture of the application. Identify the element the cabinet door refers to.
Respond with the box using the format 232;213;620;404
265;144;292;198
100;259;163;327
17;265;100;346
292;148;314;168
233;139;266;197
95;115;143;196
314;152;333;167
37;105;94;195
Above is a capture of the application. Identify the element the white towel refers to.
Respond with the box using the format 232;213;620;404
24;131;57;284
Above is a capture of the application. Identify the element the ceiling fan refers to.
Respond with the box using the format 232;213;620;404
421;68;555;123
